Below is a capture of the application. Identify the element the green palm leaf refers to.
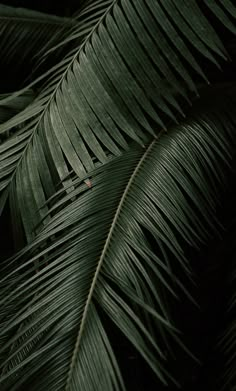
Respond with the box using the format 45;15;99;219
32;1;111;83
0;0;235;241
0;94;235;390
0;90;35;124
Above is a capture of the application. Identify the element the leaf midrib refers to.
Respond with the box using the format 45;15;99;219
64;136;161;390
1;0;117;209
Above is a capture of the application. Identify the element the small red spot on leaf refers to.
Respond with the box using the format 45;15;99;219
85;179;92;188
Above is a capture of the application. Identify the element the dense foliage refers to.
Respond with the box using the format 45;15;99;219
0;1;236;390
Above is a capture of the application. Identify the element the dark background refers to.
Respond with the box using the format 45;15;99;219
0;0;80;15
1;1;236;390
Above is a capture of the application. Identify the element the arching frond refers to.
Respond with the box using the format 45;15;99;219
0;95;235;391
0;90;34;125
0;0;235;241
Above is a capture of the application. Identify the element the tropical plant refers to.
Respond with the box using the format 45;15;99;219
0;1;236;390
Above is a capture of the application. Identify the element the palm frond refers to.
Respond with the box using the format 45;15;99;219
0;0;235;240
35;0;114;71
0;90;35;125
0;96;235;391
204;0;236;31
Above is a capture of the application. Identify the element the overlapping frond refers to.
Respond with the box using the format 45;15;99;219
0;0;235;241
0;90;34;125
32;1;113;82
1;97;235;390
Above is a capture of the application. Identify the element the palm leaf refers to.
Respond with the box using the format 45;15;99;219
0;0;235;241
0;95;235;390
35;0;114;73
0;90;35;125
0;90;35;223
